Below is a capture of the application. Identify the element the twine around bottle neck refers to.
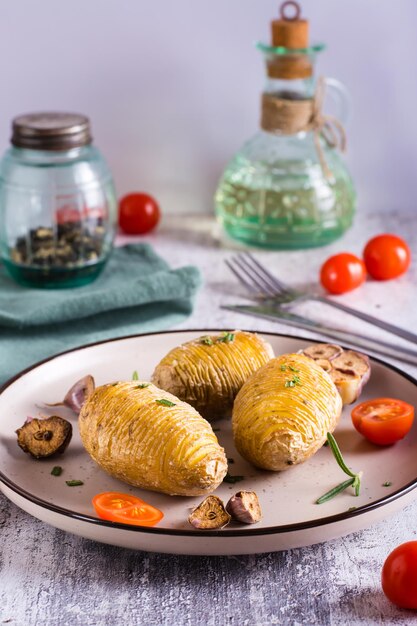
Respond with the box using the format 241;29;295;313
260;77;347;179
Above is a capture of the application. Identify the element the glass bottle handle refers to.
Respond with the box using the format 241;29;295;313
323;77;351;126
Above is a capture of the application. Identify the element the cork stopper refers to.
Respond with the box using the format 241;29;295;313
271;2;309;48
267;2;312;80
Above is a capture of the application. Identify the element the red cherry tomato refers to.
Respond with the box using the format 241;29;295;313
382;541;417;609
119;193;160;235
320;253;366;295
363;234;411;280
351;398;414;446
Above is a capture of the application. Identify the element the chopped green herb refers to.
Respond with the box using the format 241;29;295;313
132;371;139;381
200;336;213;346
51;466;62;476
110;382;118;387
289;365;300;373
280;364;287;372
136;383;150;389
216;332;235;344
66;480;84;487
155;399;176;407
316;433;363;504
285;375;301;388
223;473;244;484
213;428;221;432
383;481;392;487
348;507;357;512
227;458;235;464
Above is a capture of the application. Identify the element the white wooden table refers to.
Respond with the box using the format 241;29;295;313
1;212;417;625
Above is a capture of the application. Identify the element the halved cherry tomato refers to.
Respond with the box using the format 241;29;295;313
119;193;160;235
320;253;366;295
92;491;164;527
363;234;411;281
382;541;417;609
351;398;414;446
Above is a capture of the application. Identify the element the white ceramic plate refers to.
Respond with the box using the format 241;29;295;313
1;330;417;556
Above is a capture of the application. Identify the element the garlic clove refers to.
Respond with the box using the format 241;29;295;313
188;495;231;529
46;375;95;413
226;491;262;524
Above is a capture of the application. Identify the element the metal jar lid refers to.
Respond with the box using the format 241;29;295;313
11;112;92;150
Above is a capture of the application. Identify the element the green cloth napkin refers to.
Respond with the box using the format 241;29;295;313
0;244;201;385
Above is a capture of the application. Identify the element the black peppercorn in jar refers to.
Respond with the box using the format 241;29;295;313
0;112;117;288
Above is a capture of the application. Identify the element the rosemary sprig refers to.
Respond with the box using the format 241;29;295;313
316;478;354;505
316;432;363;504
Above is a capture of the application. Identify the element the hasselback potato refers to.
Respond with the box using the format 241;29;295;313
151;331;274;420
79;381;227;496
232;353;342;471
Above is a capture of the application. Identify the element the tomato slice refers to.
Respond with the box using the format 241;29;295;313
351;398;414;446
110;503;164;527
92;491;163;527
92;491;145;520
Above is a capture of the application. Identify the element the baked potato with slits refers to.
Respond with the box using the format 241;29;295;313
232;353;342;471
151;331;274;421
79;381;227;496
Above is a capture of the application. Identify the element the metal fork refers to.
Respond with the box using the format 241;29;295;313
226;252;417;345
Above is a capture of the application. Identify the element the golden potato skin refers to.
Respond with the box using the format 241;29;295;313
79;381;227;496
232;354;342;471
151;331;274;420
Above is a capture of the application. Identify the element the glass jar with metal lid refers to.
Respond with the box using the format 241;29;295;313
0;112;117;288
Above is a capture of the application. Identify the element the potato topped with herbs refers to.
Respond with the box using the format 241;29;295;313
232;353;342;471
151;331;274;421
79;381;227;496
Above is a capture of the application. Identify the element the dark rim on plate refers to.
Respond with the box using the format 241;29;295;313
0;329;416;538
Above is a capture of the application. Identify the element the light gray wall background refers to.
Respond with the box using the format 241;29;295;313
1;0;416;215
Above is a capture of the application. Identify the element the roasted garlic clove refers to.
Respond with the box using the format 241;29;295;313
331;350;371;378
46;375;95;413
330;350;371;404
315;358;333;372
16;415;73;459
188;495;231;529
304;345;371;405
303;343;343;361
226;491;262;524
